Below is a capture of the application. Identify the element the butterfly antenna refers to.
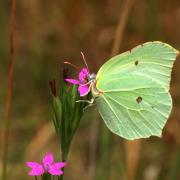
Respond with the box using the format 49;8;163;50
81;52;89;70
63;61;80;70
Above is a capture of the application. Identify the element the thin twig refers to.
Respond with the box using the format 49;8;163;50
2;0;16;179
125;140;141;180
111;0;135;56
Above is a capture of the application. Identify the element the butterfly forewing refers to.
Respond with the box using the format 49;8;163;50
96;42;178;89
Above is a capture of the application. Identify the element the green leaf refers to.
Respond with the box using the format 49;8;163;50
52;96;62;132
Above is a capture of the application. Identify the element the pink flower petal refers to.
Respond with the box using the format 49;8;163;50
78;85;90;96
78;68;89;82
52;162;66;169
26;162;44;176
48;169;63;175
43;153;54;166
48;161;66;175
65;78;79;85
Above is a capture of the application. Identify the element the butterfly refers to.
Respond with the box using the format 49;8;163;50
65;41;179;140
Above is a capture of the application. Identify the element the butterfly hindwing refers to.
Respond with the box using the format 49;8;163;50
96;74;172;140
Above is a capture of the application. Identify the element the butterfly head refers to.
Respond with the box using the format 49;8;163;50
88;73;96;81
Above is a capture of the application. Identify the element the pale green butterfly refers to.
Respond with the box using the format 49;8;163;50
65;41;179;140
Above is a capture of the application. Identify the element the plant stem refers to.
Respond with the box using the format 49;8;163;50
87;110;99;180
111;0;135;56
2;0;16;179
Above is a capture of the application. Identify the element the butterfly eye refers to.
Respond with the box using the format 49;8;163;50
88;73;96;81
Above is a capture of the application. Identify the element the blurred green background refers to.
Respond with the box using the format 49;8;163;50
0;0;180;179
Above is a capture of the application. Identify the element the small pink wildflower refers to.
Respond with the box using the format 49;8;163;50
65;68;90;96
26;152;66;176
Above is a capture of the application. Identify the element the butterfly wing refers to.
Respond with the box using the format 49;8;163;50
95;42;179;140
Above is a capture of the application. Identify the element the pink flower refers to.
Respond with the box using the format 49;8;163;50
65;68;90;96
26;153;66;176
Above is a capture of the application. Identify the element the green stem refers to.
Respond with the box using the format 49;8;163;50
98;124;111;180
42;173;51;180
59;174;64;180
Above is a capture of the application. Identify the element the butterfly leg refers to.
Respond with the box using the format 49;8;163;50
76;97;94;104
76;98;96;111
